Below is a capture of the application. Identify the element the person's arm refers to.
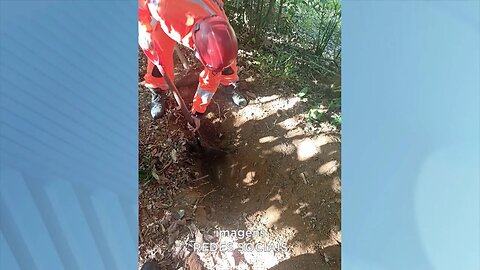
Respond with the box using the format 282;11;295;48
216;0;225;9
138;0;154;51
191;68;222;115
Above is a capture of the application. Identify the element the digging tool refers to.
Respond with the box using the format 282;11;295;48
174;45;190;70
142;42;226;156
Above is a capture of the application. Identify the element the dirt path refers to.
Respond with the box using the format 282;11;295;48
138;50;341;269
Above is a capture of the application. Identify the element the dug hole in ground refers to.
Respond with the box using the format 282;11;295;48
138;47;341;270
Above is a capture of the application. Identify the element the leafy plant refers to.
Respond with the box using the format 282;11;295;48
307;107;326;122
331;112;341;128
298;87;309;97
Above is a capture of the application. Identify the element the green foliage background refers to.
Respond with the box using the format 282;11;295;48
226;0;341;58
225;0;342;129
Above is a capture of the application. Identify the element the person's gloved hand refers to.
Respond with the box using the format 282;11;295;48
139;30;153;51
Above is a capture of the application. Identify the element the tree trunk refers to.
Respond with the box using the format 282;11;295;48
254;0;265;36
277;0;284;24
260;0;276;30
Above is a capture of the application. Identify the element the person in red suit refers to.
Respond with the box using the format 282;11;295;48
139;0;247;123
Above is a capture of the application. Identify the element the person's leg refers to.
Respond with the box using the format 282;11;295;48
220;60;239;87
143;23;176;119
144;60;169;90
220;60;247;106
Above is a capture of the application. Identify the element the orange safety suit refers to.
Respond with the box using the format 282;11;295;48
139;0;239;114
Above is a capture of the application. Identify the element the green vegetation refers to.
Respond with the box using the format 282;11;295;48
225;0;341;130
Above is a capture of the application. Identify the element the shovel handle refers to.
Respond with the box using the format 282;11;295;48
142;44;206;151
160;67;192;120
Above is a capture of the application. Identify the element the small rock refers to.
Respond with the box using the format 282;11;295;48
245;76;255;82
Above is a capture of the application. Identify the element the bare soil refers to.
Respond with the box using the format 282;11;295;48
138;49;341;270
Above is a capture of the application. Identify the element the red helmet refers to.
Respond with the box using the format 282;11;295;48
193;16;238;73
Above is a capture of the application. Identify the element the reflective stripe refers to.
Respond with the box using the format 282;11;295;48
147;0;162;22
193;87;214;113
150;16;157;29
148;0;216;18
186;0;216;15
196;87;214;100
144;83;169;89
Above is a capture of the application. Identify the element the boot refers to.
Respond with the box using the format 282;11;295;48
148;88;167;120
223;85;248;107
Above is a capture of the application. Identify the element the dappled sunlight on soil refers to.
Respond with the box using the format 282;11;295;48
232;95;301;127
190;77;341;269
138;46;341;269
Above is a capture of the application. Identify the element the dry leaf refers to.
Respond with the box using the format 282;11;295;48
185;252;203;270
151;168;160;181
168;230;179;245
171;149;178;162
176;219;187;226
167;222;178;234
232;248;249;266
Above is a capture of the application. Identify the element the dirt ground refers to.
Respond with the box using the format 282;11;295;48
138;48;341;270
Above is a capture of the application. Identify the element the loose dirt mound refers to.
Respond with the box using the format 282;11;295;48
138;49;341;270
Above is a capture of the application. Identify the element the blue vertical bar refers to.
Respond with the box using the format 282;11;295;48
0;1;138;269
343;1;479;269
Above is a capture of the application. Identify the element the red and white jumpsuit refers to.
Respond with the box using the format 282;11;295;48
139;0;239;114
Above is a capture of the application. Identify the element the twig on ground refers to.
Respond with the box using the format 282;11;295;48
162;160;173;172
300;172;309;185
265;117;278;131
191;174;210;182
191;181;210;189
264;185;279;200
211;99;222;116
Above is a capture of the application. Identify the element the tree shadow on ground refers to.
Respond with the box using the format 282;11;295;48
174;77;341;269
